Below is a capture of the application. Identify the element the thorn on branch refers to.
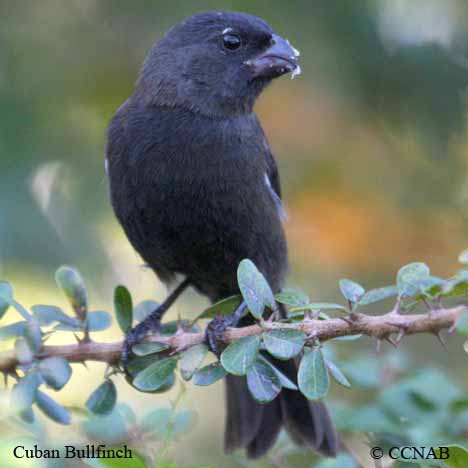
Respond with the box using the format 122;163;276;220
375;338;382;353
433;330;447;350
448;321;457;335
384;335;398;348
395;327;406;345
339;316;355;326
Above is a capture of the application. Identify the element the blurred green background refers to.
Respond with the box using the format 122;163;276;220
1;0;468;467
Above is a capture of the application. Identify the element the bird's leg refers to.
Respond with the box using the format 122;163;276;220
121;279;190;371
205;301;247;356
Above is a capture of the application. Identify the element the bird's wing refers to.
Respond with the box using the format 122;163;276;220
264;145;287;220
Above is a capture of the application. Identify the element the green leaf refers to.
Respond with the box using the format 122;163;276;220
298;347;330;400
397;262;430;298
87;311;111;331
193;362;227;386
258;356;298;390
132;342;169;356
358;285;398;305
326;360;351;388
11;373;39;412
35;390;71;425
114;286;133;333
237;259;276;319
85;380;117;415
179;344;208;380
55;266;88;319
443;270;468;297
263;329;306;360
418;276;447;298
0;281;12;320
15;337;34;364
24;319;42;352
133;300;158;322
0;321;26;340
339;279;365;303
220;335;260;376
459;249;468;264
32;305;79;327
455;312;468;336
246;359;281;403
435;445;468;468
133;357;177;392
53;310;111;332
275;288;310;307
193;295;242;322
39;357;72;391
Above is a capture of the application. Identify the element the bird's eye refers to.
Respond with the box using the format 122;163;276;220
223;33;242;50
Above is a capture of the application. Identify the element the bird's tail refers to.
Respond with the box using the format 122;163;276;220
223;356;339;459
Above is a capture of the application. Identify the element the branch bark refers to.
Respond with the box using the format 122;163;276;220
0;305;465;374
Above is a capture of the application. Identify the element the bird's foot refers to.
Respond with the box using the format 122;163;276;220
121;315;161;374
205;315;229;356
205;301;247;356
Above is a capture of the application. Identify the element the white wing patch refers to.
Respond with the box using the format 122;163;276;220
104;158;109;176
264;173;287;221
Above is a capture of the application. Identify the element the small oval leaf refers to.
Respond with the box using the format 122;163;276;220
55;266;88;319
133;300;159;323
298;347;330;400
85;380;117;415
193;296;242;323
133;357;177;392
193;362;227;386
179;344;208;381
258;357;298;390
339;279;365;303
32;305;79;327
326;359;351;388
11;373;39;412
220;335;260;376
35;390;71;425
263;329;306;360
246;359;281;403
86;311;112;331
275;288;310;307
39;357;72;391
132;342;169;356
114;286;133;333
237;259;276;319
397;262;430;298
358;286;398;306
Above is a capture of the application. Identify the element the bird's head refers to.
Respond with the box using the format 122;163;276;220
134;11;300;117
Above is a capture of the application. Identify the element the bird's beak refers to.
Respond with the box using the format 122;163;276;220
246;34;301;80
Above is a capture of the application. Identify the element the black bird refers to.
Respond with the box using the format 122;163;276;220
106;10;338;459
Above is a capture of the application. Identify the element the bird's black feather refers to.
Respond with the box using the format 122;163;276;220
106;10;337;459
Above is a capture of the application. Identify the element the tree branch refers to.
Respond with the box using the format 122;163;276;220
0;305;465;374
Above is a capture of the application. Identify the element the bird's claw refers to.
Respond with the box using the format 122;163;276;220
121;317;161;374
205;315;229;356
